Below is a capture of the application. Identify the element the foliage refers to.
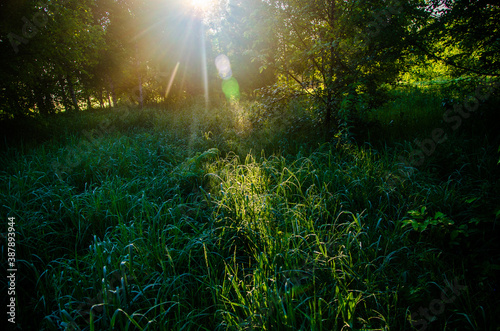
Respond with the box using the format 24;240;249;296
1;102;499;329
0;0;210;117
1;0;498;131
0;0;106;115
238;0;426;127
414;0;500;76
403;206;454;232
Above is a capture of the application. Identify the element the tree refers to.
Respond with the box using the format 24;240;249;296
240;0;427;128
212;0;277;97
0;0;105;116
414;0;500;77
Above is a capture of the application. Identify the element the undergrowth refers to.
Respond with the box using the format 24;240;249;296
1;93;499;330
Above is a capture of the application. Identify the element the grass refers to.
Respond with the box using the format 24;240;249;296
1;90;499;330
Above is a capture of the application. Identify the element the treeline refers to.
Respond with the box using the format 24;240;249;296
0;0;498;121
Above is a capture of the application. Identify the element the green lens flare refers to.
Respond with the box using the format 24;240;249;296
222;77;240;102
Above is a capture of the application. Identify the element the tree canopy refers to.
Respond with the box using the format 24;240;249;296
0;0;498;122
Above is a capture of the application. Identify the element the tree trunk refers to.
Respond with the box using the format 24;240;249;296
35;88;49;115
326;0;336;129
138;72;143;109
35;81;55;115
58;76;72;112
98;88;104;109
107;90;112;109
86;95;92;110
107;76;117;108
45;92;55;114
66;74;80;112
135;44;144;109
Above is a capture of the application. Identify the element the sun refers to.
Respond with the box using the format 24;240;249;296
185;0;220;20
191;0;214;12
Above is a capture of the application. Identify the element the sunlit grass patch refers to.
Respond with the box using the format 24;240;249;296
201;144;461;329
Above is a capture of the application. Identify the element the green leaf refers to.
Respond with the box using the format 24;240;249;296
465;197;479;204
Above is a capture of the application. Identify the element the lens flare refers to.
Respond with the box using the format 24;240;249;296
215;54;232;79
222;77;240;102
215;54;240;102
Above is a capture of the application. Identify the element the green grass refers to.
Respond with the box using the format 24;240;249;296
1;95;499;330
366;78;498;143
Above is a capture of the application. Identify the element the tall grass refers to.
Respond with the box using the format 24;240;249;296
1;96;498;330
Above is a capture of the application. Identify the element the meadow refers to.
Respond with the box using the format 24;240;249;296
1;83;499;330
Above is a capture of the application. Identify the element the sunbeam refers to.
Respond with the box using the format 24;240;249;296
200;24;209;108
165;62;180;99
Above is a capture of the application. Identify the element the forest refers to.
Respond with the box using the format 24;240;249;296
1;0;499;330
